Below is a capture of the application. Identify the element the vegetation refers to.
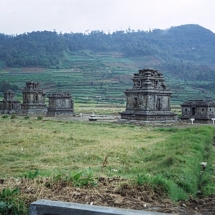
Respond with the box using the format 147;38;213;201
0;24;215;81
0;24;215;104
0;80;19;92
0;62;215;106
0;117;215;201
0;187;27;215
10;114;17;119
37;116;43;120
51;168;96;187
1;24;215;214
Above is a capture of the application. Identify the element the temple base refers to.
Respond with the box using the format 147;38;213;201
120;110;177;122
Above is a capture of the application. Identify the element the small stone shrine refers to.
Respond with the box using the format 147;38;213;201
46;92;74;116
120;68;177;122
0;90;21;114
21;81;47;115
181;100;215;123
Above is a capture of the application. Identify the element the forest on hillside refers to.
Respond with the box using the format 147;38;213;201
0;24;215;81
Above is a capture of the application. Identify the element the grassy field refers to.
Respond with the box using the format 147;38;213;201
1;116;215;201
1;51;215;214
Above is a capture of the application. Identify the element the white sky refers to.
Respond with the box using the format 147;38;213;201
0;0;215;35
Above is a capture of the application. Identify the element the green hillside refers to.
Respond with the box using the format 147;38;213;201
0;24;215;104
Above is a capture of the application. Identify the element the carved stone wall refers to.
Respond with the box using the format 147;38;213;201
120;69;177;122
46;92;74;116
21;81;47;115
0;90;21;114
181;100;215;123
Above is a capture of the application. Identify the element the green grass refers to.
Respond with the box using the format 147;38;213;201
0;117;215;201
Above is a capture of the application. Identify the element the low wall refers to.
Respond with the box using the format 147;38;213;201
29;199;167;215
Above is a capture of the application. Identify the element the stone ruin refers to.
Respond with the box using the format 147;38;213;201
181;100;215;123
0;81;75;116
21;81;47;115
0;90;21;114
46;92;74;116
120;68;177;122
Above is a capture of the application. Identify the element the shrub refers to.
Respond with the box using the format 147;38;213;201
37;116;43;120
2;115;8;119
24;115;29;120
10;114;17;119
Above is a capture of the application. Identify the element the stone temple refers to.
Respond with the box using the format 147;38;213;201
181;100;215;123
46;92;74;116
0;90;21;114
120;68;177;122
21;81;47;115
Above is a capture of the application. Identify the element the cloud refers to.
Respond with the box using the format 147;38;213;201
0;0;215;34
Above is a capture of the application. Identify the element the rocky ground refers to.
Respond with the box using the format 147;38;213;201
1;177;215;215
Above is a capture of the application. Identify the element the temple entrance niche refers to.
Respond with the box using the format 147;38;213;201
192;107;196;116
120;68;177;122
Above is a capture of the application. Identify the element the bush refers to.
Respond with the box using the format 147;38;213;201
24;115;29;120
10;114;17;119
37;116;43;120
2;115;8;119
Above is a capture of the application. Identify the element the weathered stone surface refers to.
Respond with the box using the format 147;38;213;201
29;199;167;215
120;69;177;122
0;90;21;114
181;100;215;123
21;81;47;115
46;92;74;116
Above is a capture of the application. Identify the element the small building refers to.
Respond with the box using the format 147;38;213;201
0;90;21;114
46;92;74;116
21;81;47;115
181;100;215;123
120;68;177;122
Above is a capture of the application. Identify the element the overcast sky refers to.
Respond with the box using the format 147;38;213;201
1;0;215;35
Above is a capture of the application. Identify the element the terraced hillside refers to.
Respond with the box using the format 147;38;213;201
0;51;215;104
1;51;215;106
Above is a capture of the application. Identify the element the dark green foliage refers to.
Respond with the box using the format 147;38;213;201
0;80;19;92
0;187;27;215
24;115;29;120
10;114;17;119
0;31;64;68
37;116;43;120
2;115;8;119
